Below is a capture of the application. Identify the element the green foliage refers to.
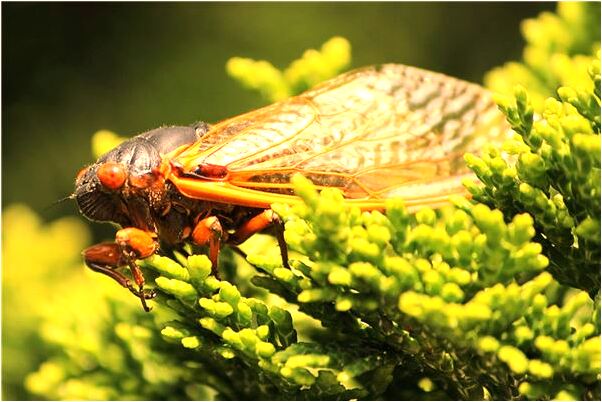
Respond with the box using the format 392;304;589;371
24;299;215;400
91;130;128;158
466;47;600;296
6;4;601;401
485;2;600;110
262;177;599;400
2;205;91;399
226;36;351;102
9;180;601;400
138;253;390;399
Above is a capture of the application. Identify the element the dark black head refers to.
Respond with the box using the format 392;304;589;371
75;124;207;228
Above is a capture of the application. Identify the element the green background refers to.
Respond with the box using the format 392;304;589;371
3;2;554;236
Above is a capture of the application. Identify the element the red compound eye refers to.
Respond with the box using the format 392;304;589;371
75;166;89;182
97;162;127;190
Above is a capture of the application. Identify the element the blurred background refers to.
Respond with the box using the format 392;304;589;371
3;2;556;399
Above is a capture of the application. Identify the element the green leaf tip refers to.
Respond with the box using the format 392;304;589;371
227;36;352;102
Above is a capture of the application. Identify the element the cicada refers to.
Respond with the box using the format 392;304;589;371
75;64;508;311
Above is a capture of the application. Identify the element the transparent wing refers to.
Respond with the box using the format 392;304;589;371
173;64;508;203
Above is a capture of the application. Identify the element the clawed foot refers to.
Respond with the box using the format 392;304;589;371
127;285;157;312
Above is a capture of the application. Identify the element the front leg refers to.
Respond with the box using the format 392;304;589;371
83;227;158;312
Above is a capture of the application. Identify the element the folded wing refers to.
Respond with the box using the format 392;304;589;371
172;64;508;207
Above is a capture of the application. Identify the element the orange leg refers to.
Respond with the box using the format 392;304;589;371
190;210;290;277
230;210;290;269
191;216;224;277
83;227;158;312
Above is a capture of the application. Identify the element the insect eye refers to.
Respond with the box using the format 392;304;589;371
129;173;157;189
97;162;127;190
75;166;89;182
